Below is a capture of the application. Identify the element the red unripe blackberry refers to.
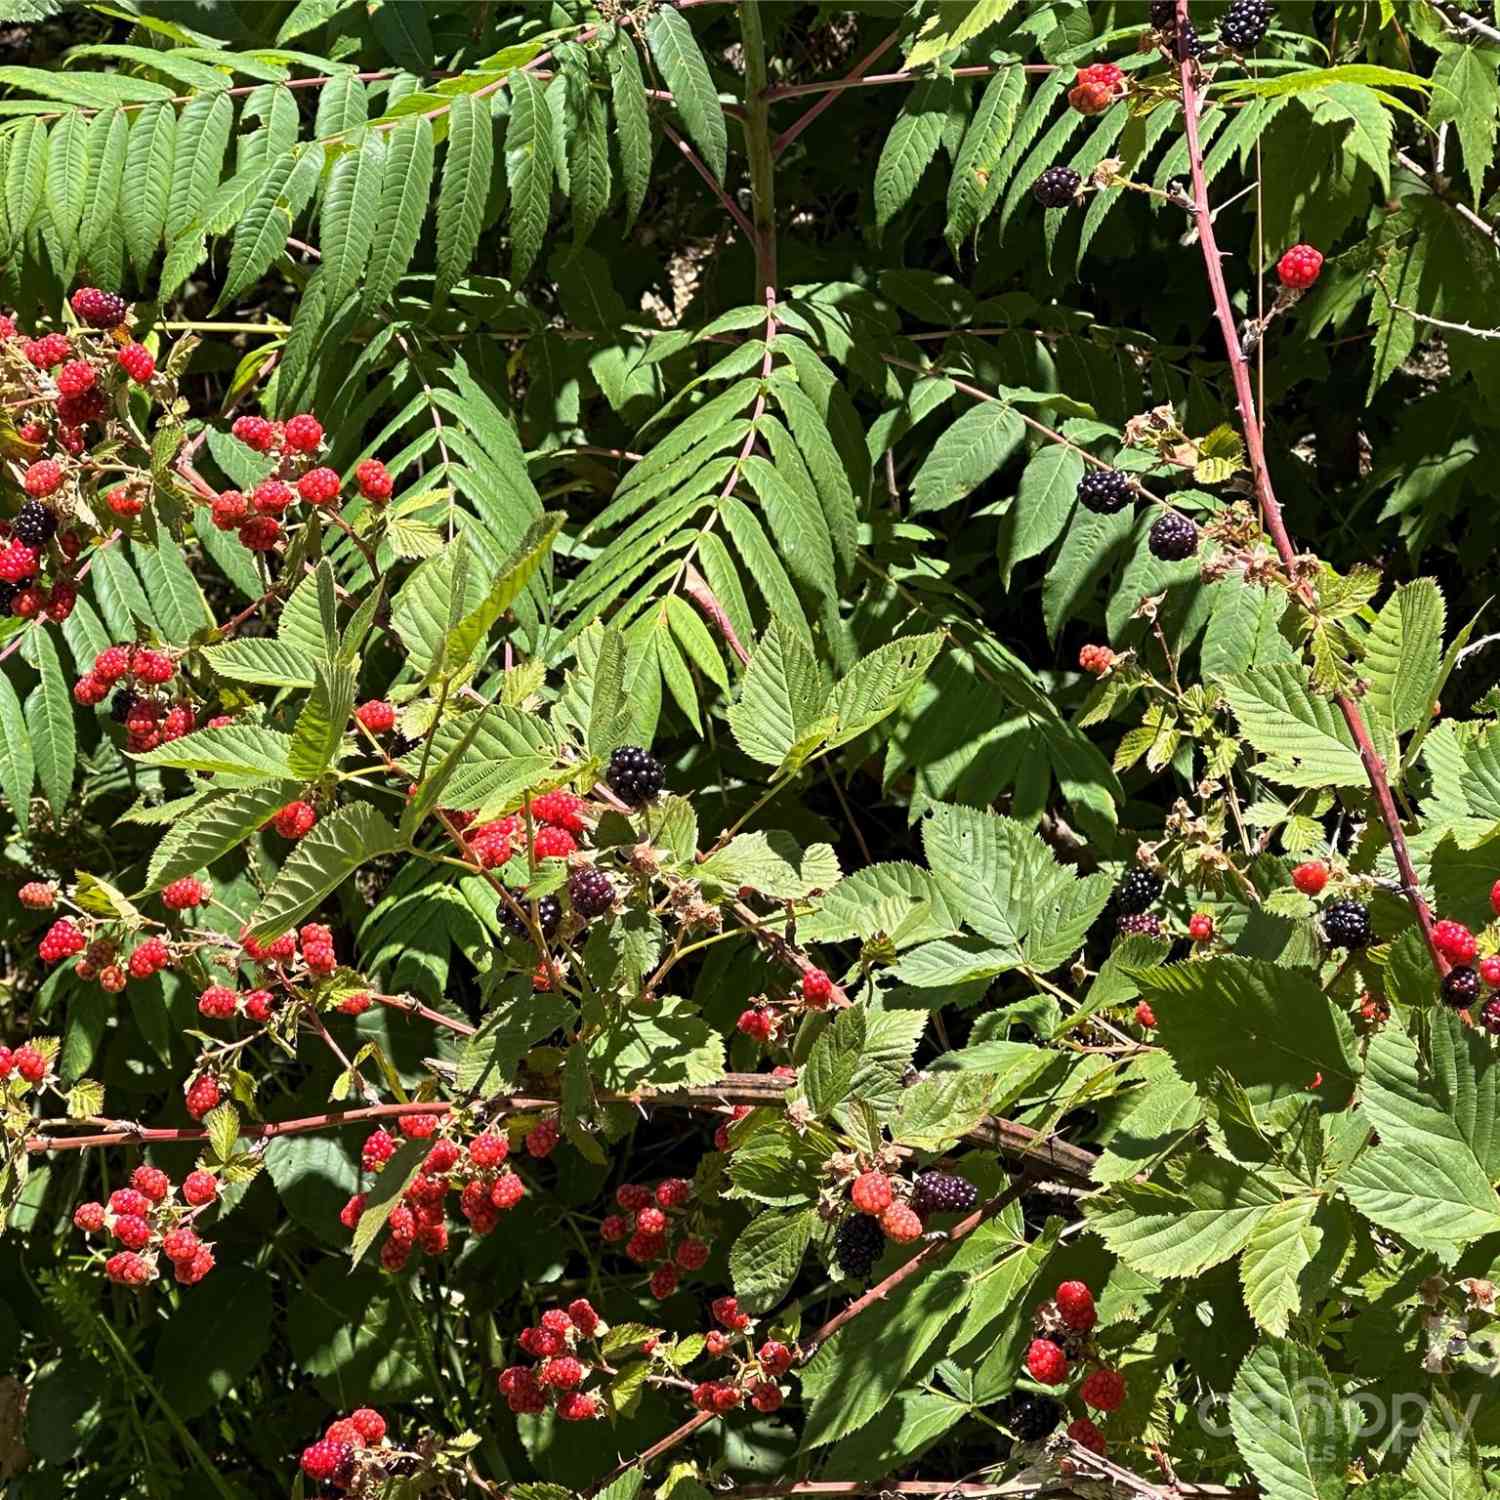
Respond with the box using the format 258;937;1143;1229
70;287;127;328
1076;61;1123;88
1492;878;1500;917
1077;467;1133;515
19;881;55;909
656;1178;692;1209
833;1211;884;1278
39;919;86;962
1080;1366;1126;1411
117;343;155;382
128;936;171;977
909;1170;978;1216
1078;644;1115;676
16;422;44;443
300;1440;353;1484
251;479;293;515
540;1355;585;1389
712;1294;749;1329
362;1129;397;1170
1433;919;1477;963
132;649;174;684
1188;912;1214;942
25;333;71;369
356;459;393;501
490;1172;524;1209
1069;1417;1108;1456
1148;511;1198;561
0;541;38;582
566;1297;600;1336
1484;998;1500;1035
130;1165;169;1202
10;585;42;619
336;992;371;1016
526;1118;559;1157
231;416;275;451
323;1419;364;1450
606;744;665;805
283;413;323;452
1443;966;1480;1009
13;1045;44;1083
297;466;341;505
1135;1000;1157;1029
617;1183;653;1211
340;1193;367;1230
57;389;105;426
95;645;132;684
1025;1337;1069;1385
108;487;144;519
750;1381;783;1412
532;825;577;860
210;489;248;530
73;1200;106;1233
386;1205;416;1244
110;1187;150;1217
197;984;238;1019
182;1170;218;1205
1322;898;1371;949
162;1226;201;1264
272;800;317;839
0;1048;12;1076
112;1213;152;1250
1277;243;1323;290
1055;1279;1097;1330
1291;860;1329;895
1117;867;1162;914
649;1267;678;1300
567;865;614;918
557;1391;601;1421
1033;165;1081;208
161;876;208;910
23;460;62;498
759;1340;794;1376
398;1112;439;1140
738;1007;775;1042
380;1238;411;1271
55;360;96;398
45;584;76;622
356;699;396;733
851;1170;894;1215
802;967;834;1006
105;1250;153;1286
675;1237;709;1270
880;1201;923;1242
185;1074;220;1119
1482;956;1500;988
350;1408;386;1443
532;789;587;831
468;1132;508;1168
98;963;126;993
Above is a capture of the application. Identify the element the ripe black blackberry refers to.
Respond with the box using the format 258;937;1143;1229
1077;467;1133;515
110;688;137;724
499;893;562;940
12;500;57;548
1321;898;1371;950
832;1212;884;1279
1032;166;1080;209
1442;965;1480;1009
606;745;665;806
1171;16;1206;57
568;866;614;919
1220;0;1272;49
910;1170;978;1217
1149;0;1176;28
1117;868;1162;915
1006;1391;1062;1443
1149;512;1198;561
0;582;17;616
1117;912;1164;939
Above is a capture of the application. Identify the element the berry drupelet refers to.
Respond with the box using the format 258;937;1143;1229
1117;912;1165;938
1322;898;1372;950
1148;512;1198;561
1077;467;1133;515
606;745;665;805
1033;165;1081;208
1117;867;1162;915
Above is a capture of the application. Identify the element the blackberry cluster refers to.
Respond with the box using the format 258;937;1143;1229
1442;965;1480;1009
1321;898;1371;950
12;500;57;548
606;745;665;806
832;1212;885;1279
1117;868;1162;915
1220;0;1272;49
568;866;614;919
1117;912;1164;939
1032;166;1081;209
910;1170;978;1216
1148;512;1198;561
499;894;562;940
1172;18;1206;57
1006;1391;1063;1443
1077;468;1133;515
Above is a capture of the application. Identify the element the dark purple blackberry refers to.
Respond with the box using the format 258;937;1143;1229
1077;467;1133;515
606;745;665;806
12;500;56;548
390;732;418;757
832;1212;884;1279
1171;16;1206;57
1483;998;1500;1035
1442;965;1480;1009
1117;867;1162;915
1149;0;1176;28
1033;166;1081;209
110;688;137;724
1148;512;1198;561
0;582;18;616
1220;0;1272;49
1321;898;1371;950
567;865;614;919
499;893;561;940
1117;912;1164;939
910;1170;978;1217
1006;1391;1062;1442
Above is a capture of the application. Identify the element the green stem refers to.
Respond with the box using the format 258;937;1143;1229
739;0;778;303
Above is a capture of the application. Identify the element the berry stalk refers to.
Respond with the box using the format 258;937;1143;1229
1173;2;1446;980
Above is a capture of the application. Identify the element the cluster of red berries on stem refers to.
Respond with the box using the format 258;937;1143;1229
299;1407;390;1490
599;1176;709;1299
1068;60;1125;116
72;643;198;751
683;1301;792;1415
72;1164;220;1289
1022;1279;1127;1457
499;1300;607;1420
0;1039;52;1087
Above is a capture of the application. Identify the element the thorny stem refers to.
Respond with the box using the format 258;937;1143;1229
1175;2;1445;980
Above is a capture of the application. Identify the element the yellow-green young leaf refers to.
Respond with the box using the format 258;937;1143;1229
122;101;175;274
824;633;942;752
349;1138;428;1266
0;667;34;833
1238;1196;1324;1337
1363;577;1444;746
505;71;555;283
204;1102;240;1164
698;831;840;901
24;629;74;818
435;92;492;294
905;0;1017;70
249;803;401;941
320;129;387;308
361;115;434;310
645;7;726;183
